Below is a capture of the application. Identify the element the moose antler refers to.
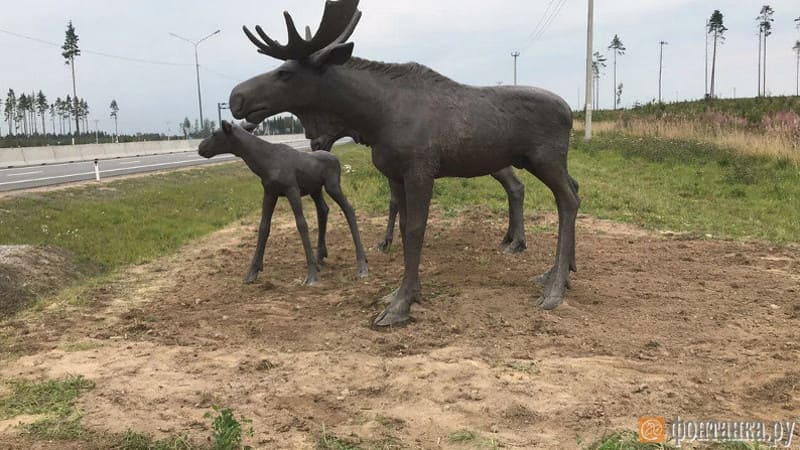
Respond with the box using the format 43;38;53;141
243;0;361;61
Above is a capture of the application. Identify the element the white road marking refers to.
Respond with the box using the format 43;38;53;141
118;160;141;165
6;171;42;177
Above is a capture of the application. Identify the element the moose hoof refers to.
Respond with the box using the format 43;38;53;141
373;305;410;327
243;270;260;284
376;240;392;253
502;240;527;254
536;294;564;310
357;266;369;280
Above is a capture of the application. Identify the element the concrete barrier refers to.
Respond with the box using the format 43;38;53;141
20;146;57;166
2;134;311;168
0;148;25;168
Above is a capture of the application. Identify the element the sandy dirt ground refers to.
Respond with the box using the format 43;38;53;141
1;207;798;449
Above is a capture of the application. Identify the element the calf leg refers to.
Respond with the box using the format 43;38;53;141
244;192;278;284
374;173;434;326
324;179;369;279
311;191;329;265
491;167;527;254
286;188;320;286
377;182;400;253
525;152;580;310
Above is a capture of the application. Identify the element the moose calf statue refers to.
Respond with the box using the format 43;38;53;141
199;121;369;286
230;0;580;326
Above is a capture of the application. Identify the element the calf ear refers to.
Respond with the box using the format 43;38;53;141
314;42;354;67
222;120;233;134
242;121;258;133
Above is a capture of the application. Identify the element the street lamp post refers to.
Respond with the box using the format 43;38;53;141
169;30;220;134
217;102;229;130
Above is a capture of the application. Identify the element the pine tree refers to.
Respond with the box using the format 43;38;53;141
36;91;48;135
109;100;120;142
707;10;728;98
4;89;16;136
607;35;626;110
62;21;81;135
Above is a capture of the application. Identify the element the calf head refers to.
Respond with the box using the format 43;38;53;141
229;0;362;124
198;121;258;158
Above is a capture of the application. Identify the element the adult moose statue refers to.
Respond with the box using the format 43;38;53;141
229;0;580;326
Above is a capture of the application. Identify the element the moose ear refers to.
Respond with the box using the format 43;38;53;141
313;42;354;67
222;120;233;134
242;121;258;133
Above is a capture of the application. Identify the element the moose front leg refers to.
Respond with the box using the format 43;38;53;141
245;192;279;284
374;173;433;327
286;188;320;286
377;181;399;253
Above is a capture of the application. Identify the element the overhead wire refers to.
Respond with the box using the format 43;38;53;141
520;0;568;52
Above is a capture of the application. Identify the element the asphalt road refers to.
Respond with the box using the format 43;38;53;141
0;139;311;192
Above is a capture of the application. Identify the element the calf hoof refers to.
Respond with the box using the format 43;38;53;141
303;273;321;286
357;265;369;280
536;294;564;310
502;239;527;254
376;239;392;253
373;305;410;327
243;270;259;284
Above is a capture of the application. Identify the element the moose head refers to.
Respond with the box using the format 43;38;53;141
198;120;258;158
229;0;362;124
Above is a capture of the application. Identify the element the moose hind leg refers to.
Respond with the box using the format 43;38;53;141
311;191;329;265
377;181;399;253
491;167;527;254
526;155;580;310
324;179;369;279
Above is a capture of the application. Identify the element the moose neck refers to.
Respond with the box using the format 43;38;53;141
236;132;278;172
302;60;400;145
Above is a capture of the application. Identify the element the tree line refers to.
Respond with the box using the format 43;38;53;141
2;89;91;137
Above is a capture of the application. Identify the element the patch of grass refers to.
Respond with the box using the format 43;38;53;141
586;431;674;449
110;429;198;450
318;427;364;450
60;340;103;352
204;405;253;450
506;360;540;375
568;133;799;242
0;375;95;440
449;429;480;442
447;429;500;449
0;163;262;273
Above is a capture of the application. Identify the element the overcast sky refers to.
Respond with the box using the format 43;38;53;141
2;0;799;135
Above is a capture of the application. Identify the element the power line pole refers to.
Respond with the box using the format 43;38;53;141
704;19;709;97
511;51;520;85
584;0;594;141
217;102;229;130
658;41;668;103
169;30;221;134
